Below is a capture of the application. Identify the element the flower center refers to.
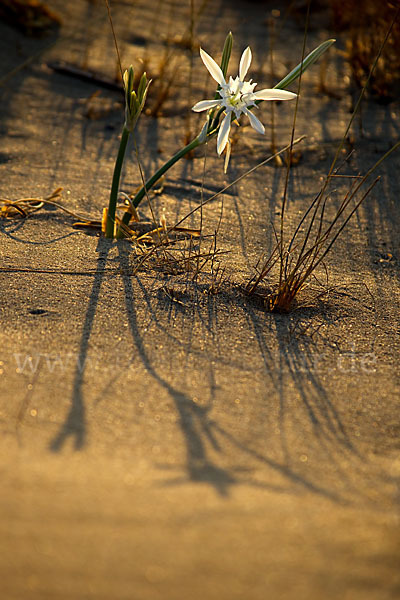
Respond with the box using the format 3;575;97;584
228;93;240;106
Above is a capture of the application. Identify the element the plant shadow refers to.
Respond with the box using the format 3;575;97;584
48;235;386;504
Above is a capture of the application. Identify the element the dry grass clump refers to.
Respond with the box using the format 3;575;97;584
331;0;400;100
130;223;229;304
244;170;380;313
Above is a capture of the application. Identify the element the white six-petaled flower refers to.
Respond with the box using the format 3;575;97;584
192;46;297;155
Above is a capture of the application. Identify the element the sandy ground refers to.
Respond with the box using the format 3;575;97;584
0;0;399;598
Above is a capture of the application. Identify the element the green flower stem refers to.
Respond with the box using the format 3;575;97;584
105;126;130;238
120;135;201;227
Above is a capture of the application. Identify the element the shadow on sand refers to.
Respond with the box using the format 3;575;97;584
48;237;375;502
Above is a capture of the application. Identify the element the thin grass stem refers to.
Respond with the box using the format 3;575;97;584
279;0;311;286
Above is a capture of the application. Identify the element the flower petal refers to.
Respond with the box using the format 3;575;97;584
192;99;221;112
217;113;231;155
224;139;232;173
239;46;252;81
253;88;297;101
243;108;265;134
200;48;226;86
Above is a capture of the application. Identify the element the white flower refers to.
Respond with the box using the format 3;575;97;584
193;46;296;155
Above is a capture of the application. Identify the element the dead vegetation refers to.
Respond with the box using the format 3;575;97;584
331;0;400;101
244;169;380;312
243;2;400;313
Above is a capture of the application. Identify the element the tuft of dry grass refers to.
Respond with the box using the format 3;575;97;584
244;170;381;313
131;222;229;303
